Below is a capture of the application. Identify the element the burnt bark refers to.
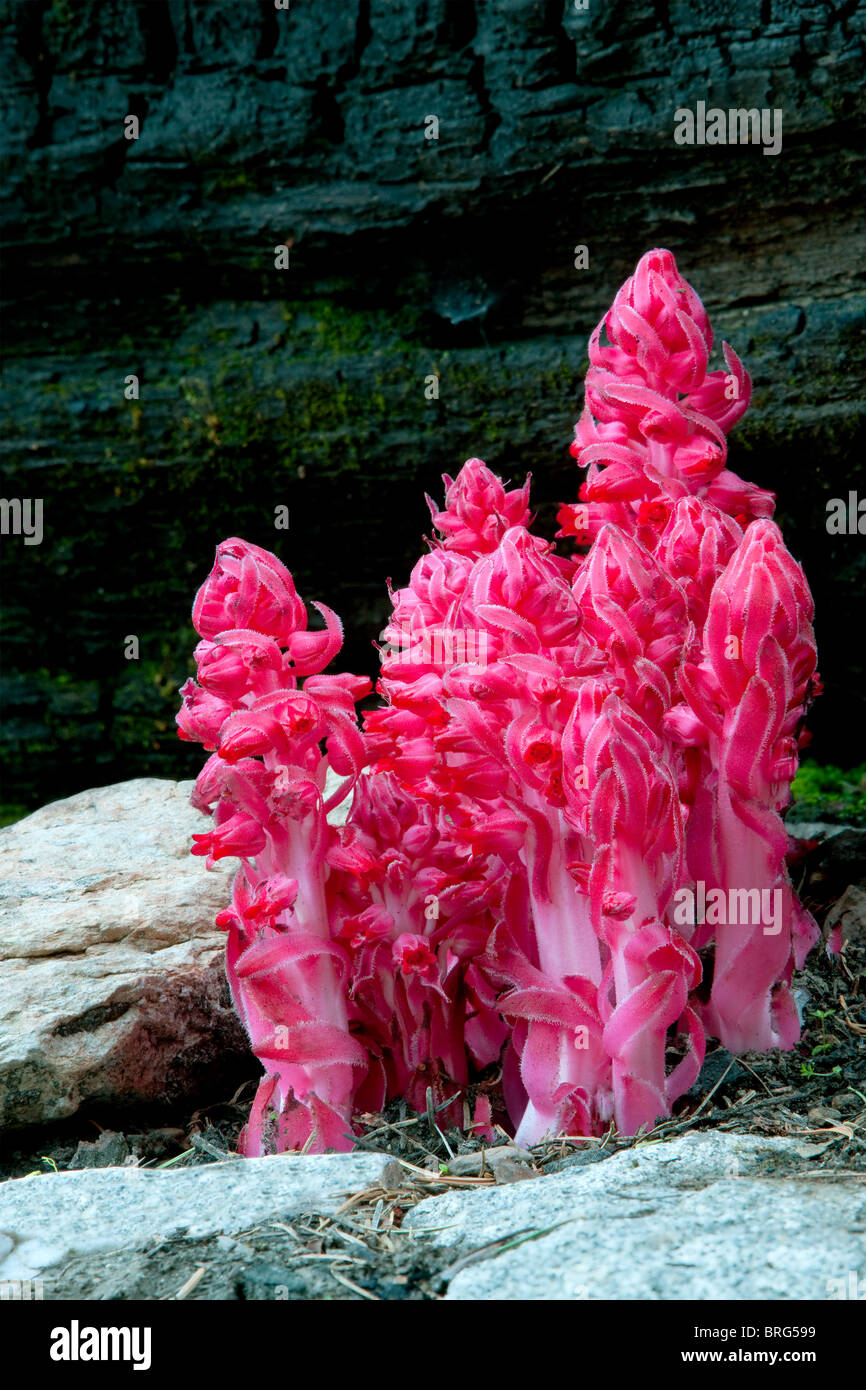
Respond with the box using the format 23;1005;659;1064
1;0;864;808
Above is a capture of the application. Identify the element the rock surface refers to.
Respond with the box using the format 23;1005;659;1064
1;0;864;812
0;1151;384;1283
2;1132;863;1300
0;769;355;1132
0;777;244;1130
825;884;866;947
805;827;866;929
404;1131;866;1301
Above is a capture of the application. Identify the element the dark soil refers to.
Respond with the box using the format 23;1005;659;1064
44;1218;449;1302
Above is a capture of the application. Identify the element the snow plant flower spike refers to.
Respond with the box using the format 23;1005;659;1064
179;539;373;1154
180;249;820;1153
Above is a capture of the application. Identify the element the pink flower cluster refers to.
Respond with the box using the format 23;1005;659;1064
178;249;820;1153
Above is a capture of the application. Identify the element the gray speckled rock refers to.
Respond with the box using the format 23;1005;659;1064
405;1132;866;1301
0;772;354;1130
784;822;855;842
0;778;242;1129
0;1151;385;1282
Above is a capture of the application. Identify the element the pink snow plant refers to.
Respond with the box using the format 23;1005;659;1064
178;248;821;1154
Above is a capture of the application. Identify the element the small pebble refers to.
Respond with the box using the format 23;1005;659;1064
806;1106;842;1125
445;1146;534;1176
380;1159;405;1190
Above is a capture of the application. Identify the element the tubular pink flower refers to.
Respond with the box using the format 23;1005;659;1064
464;526;582;659
703;468;776;526
572;524;689;726
215;871;299;933
426;458;531;555
176;679;233;748
190;810;267;866
192;537;308;642
393;932;439;978
656;496;743;633
286;602;345;675
387;549;474;634
683;342;751;433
